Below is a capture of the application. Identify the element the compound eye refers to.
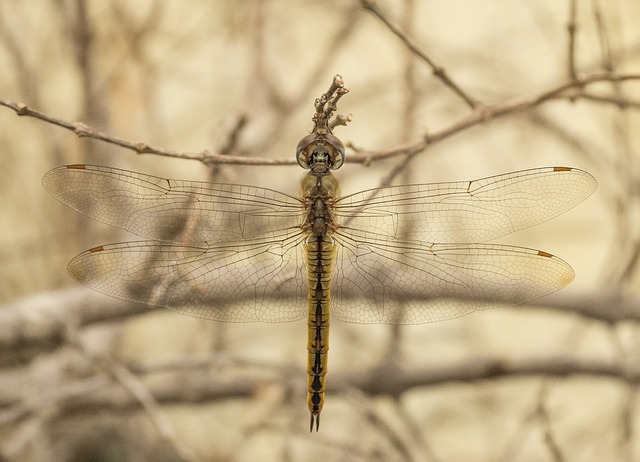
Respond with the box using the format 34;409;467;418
324;133;345;170
296;133;318;169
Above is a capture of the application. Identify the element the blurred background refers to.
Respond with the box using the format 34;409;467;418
0;1;639;461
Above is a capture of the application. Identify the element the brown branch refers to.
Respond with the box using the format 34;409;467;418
2;352;637;429
348;72;640;174
359;0;479;109
0;288;637;435
567;0;579;81
591;0;625;106
349;354;640;398
537;383;565;462
1;286;638;368
342;388;416;461
0;287;154;367
0;99;295;166
572;91;640;109
65;328;201;462
3;73;640;171
236;4;362;157
592;0;615;74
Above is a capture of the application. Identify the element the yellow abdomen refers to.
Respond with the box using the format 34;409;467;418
305;234;336;431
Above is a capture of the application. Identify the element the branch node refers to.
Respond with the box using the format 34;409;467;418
312;74;350;133
473;103;493;123
135;142;150;153
73;122;92;137
16;103;29;116
330;112;353;130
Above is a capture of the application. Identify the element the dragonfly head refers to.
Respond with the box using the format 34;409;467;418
296;130;345;173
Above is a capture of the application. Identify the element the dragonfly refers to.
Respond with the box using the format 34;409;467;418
42;77;597;431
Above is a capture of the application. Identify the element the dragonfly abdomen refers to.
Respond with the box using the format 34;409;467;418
305;234;336;432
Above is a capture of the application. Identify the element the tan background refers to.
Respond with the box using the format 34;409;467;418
0;1;638;461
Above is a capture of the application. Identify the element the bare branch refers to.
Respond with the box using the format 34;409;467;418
592;0;615;74
0;98;295;166
359;0;479;109
3;72;640;173
348;72;640;179
312;74;351;132
348;355;640;398
2;352;637;428
537;384;565;462
1;287;638;367
0;287;153;367
65;328;201;462
567;0;579;81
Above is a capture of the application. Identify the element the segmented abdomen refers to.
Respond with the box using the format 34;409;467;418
305;234;336;431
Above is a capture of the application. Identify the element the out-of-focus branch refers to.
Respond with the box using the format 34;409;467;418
66;328;201;462
359;0;479;109
0;287;153;367
1;287;636;441
567;0;578;81
1;287;638;366
1;351;637;429
536;384;565;462
592;0;615;74
348;354;640;397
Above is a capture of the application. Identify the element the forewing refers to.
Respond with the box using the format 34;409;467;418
42;164;304;245
331;230;574;324
335;167;597;243
67;232;308;322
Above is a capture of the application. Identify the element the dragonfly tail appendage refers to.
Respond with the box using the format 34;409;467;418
310;412;320;432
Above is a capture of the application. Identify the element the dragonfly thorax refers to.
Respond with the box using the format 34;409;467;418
301;172;339;237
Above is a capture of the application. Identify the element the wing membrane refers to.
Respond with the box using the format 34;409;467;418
335;167;597;243
67;232;308;322
331;229;574;324
45;164;594;325
42;164;304;245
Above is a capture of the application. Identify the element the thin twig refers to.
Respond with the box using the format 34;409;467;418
536;384;565;462
592;0;615;74
575;92;640;109
342;387;429;462
0;98;293;166
65;326;202;462
591;0;623;102
359;0;479;109
2;73;640;171
348;72;640;184
567;0;579;81
3;353;639;428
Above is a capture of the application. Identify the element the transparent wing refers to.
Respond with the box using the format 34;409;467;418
45;164;594;325
66;232;308;322
335;167;597;243
331;230;574;324
42;164;304;245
